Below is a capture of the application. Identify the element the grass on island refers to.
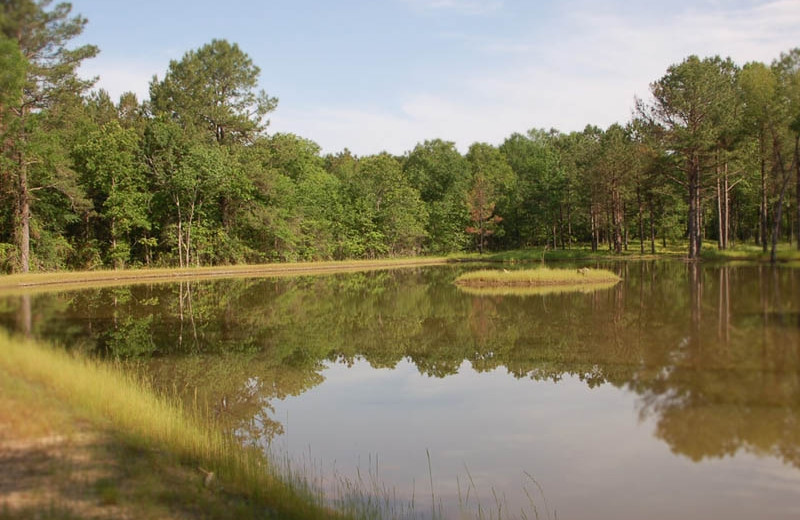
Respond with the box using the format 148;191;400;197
454;267;621;289
0;331;337;520
0;257;450;295
456;280;621;297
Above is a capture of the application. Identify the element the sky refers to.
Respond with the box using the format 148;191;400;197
72;0;800;156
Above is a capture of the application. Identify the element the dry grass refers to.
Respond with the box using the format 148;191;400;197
0;332;338;519
456;280;620;297
454;267;621;288
0;258;450;295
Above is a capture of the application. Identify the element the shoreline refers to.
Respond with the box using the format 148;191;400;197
0;332;335;520
0;257;451;294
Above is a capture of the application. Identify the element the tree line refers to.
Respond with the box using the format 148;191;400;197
1;1;799;273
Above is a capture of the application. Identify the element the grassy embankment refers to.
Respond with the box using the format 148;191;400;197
452;242;686;264
455;242;800;264
0;331;337;519
699;243;800;263
0;257;450;294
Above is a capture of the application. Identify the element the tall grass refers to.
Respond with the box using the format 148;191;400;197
0;331;337;519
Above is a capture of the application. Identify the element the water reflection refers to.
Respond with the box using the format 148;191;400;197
1;262;800;517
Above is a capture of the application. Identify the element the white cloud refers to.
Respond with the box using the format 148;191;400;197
78;1;800;157
275;0;800;156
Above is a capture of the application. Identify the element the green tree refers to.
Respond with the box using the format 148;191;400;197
149;38;277;145
500;130;564;248
0;0;98;272
0;35;26;271
73;120;150;268
738;61;776;251
638;55;738;259
144;117;234;267
771;49;800;253
357;153;428;256
465;143;515;253
404;139;471;253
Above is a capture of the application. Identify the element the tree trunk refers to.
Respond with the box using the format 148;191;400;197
649;202;656;254
696;171;703;255
770;136;796;263
612;187;623;254
176;197;184;268
16;154;30;273
771;183;787;264
638;188;644;254
796;137;800;250
760;135;768;254
623;201;629;251
723;163;730;249
688;154;699;259
716;174;723;250
566;197;572;250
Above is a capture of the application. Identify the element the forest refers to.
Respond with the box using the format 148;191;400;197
1;1;799;273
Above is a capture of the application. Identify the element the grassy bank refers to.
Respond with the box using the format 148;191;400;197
453;243;687;264
0;332;336;519
0;257;450;295
454;267;621;288
699;243;800;263
455;243;800;265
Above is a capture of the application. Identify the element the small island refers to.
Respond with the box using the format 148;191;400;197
454;267;621;289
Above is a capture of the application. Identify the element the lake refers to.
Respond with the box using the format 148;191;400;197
2;261;799;519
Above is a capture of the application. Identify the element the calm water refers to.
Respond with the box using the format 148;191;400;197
2;262;800;519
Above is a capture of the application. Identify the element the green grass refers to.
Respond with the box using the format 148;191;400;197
454;267;621;288
453;242;687;264
0;331;338;519
700;243;800;263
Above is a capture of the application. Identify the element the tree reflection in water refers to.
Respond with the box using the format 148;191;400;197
1;262;799;468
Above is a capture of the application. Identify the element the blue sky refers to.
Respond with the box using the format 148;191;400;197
74;0;800;155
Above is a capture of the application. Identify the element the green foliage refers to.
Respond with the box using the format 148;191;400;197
149;39;277;145
351;153;428;256
500;130;564;246
73;121;151;268
465;143;516;253
0;35;25;106
404;139;471;253
0;4;799;269
0;0;98;272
